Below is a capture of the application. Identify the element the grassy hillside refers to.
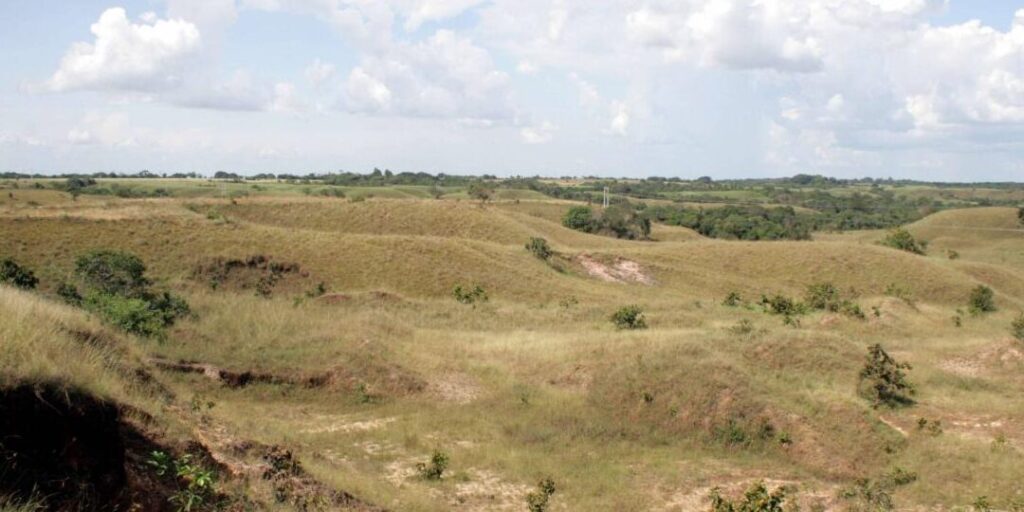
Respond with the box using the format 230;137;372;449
2;183;1024;511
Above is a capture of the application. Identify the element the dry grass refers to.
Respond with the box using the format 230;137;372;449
3;184;1024;510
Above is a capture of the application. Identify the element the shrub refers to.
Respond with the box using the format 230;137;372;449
859;344;914;408
839;468;917;512
968;285;996;315
525;478;556;512
709;481;787;512
84;292;167;338
805;282;841;311
610;305;646;329
415;450;449;481
467;181;493;203
760;294;804;316
56;282;83;306
147;451;217;512
562;206;595;232
722;291;742;307
1018;206;1024;225
525;237;553;260
1011;313;1024;342
72;250;190;337
453;284;488;305
880;228;927;255
75;250;150;298
0;258;38;290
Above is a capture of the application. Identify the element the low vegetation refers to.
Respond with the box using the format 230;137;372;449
562;205;651;240
610;305;646;329
2;177;1024;510
0;259;37;290
880;228;927;255
708;481;787;512
64;250;190;338
859;344;915;408
967;285;996;315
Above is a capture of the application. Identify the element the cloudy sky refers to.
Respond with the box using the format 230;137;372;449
2;1;1023;180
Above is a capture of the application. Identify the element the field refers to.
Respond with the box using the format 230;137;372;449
1;178;1024;511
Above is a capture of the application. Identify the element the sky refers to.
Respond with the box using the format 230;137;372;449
1;0;1024;180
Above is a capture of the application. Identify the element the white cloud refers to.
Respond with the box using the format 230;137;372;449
405;0;488;31
342;29;510;120
46;8;202;93
521;121;556;144
346;67;394;111
609;101;630;136
305;58;337;87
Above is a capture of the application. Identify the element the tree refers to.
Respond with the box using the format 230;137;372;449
467;181;493;204
562;206;595;232
0;258;38;290
859;344;914;408
75;250;150;298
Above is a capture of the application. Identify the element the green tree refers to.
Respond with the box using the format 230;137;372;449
75;250;150;297
562;206;595;232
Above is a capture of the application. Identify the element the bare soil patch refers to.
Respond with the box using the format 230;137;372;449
575;253;654;284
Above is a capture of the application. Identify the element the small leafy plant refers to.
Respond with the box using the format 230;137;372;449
722;291;742;307
709;481;787;512
610;305;646;330
416;450;449;481
525;477;556;512
147;451;217;512
453;284;488;305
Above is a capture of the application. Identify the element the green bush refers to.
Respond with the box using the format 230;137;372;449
415;450;449;481
967;285;996;315
880;228;927;255
722;291;742;307
709;481;787;512
525;237;553;260
57;282;83;306
71;250;190;337
146;451;217;512
1011;313;1024;342
0;258;38;290
75;250;150;297
859;344;914;408
760;294;804;316
1018;206;1024;225
562;206;595;231
83;291;167;338
525;478;556;512
610;305;646;330
453;284;488;305
805;282;841;311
